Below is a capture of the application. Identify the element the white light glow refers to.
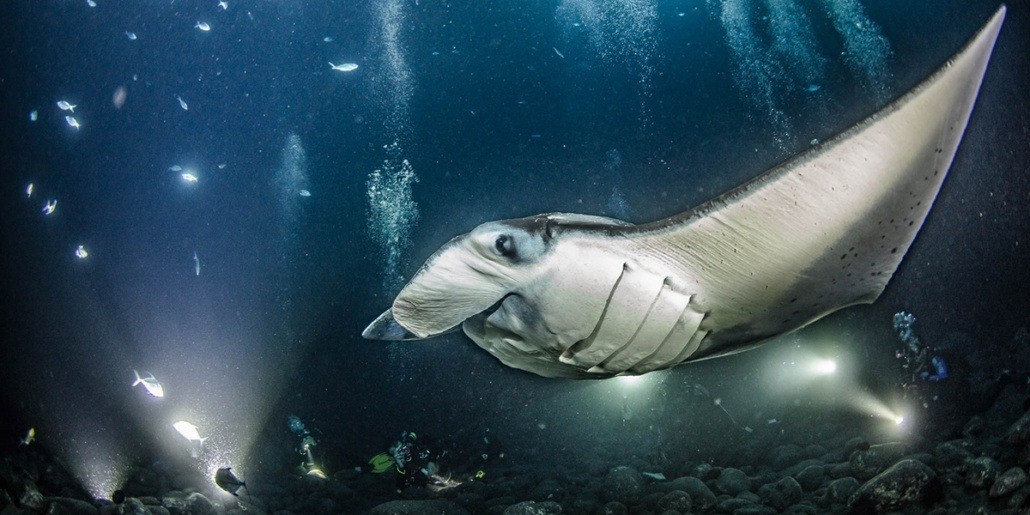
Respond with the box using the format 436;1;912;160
812;359;837;375
617;375;644;386
850;390;908;429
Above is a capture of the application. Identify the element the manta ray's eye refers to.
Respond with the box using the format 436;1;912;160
494;235;515;257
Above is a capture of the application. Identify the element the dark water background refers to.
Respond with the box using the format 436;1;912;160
0;0;1025;495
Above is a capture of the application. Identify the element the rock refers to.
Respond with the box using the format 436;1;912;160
989;467;1027;498
117;498;148;515
531;479;564;501
843;437;869;457
655;490;691;513
732;504;776;514
45;497;97;515
146;507;170;515
848;459;940;512
962;416;986;438
849;442;908;480
184;493;215;515
714;468;751;495
1006;484;1030;508
965;456;1001;488
803;444;827;459
1021;443;1030;467
598;501;626;515
781;503;817;514
502;501;562;515
715;497;752;512
757;477;802;511
160;496;188;515
826;462;851;479
662;477;715;511
934;441;972;472
737;491;760;503
1005;411;1030;445
824;477;859;505
17;483;45;512
769;445;803;470
794;465;825;492
369;500;471;515
601;467;644;504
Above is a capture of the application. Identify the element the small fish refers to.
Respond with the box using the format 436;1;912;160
132;370;164;397
214;467;247;496
329;62;359;72
26;183;33;197
805;84;821;92
57;100;76;112
323;36;334;43
306;468;327;479
217;163;226;169
126;31;137;40
767;418;779;424
65;116;80;129
218;0;228;9
29;110;37;121
75;245;88;259
86;0;96;7
299;189;311;197
553;47;565;59
195;21;211;32
20;428;35;446
193;251;200;276
181;172;199;183
641;472;666;480
172;421;207;447
169;165;183;172
176;96;188;110
42;199;57;215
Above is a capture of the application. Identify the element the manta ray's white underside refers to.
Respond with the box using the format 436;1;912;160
365;7;1006;379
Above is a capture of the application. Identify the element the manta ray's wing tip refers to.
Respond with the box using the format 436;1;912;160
362;309;419;341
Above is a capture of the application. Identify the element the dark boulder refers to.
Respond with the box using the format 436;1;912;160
601;467;644;504
795;465;825;492
849;442;908;480
655;490;691;513
714;468;750;495
598;501;627;515
368;500;471;514
501;501;562;514
848;459;940;512
824;477;859;505
989;467;1027;498
964;456;1000;488
757;477;802;511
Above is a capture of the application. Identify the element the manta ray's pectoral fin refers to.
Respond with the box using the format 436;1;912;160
362;309;420;340
625;6;1006;360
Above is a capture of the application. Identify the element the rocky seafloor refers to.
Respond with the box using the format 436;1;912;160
3;382;1028;515
2;331;1029;515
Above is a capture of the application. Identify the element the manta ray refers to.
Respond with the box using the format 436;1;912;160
364;8;1006;379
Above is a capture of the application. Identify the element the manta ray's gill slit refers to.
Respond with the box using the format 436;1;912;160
597;279;668;371
559;263;626;364
607;280;694;373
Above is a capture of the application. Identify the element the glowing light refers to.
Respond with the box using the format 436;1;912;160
812;359;837;375
617;375;644;386
850;390;909;429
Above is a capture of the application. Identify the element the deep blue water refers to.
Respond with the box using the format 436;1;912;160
0;0;1026;503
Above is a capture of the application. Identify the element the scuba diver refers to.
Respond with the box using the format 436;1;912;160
369;431;454;491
